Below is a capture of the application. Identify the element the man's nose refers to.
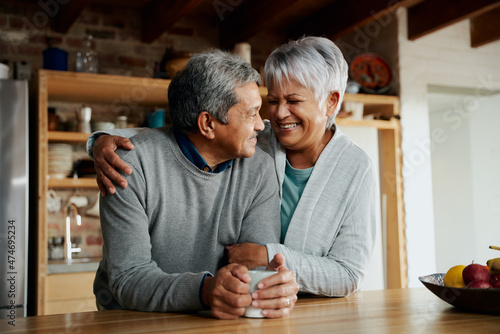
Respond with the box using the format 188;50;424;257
255;113;265;131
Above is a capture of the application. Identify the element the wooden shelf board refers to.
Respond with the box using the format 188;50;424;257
48;131;89;142
48;178;98;188
336;118;398;130
343;93;399;106
41;70;170;107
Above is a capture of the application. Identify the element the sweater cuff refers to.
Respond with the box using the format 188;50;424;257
86;131;109;160
265;243;284;264
86;133;98;160
199;272;213;309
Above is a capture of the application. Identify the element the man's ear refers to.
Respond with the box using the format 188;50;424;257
326;91;340;117
197;111;216;139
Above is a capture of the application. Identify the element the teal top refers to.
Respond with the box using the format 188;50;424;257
280;160;313;243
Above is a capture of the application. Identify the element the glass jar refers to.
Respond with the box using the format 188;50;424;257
76;35;99;73
116;115;127;129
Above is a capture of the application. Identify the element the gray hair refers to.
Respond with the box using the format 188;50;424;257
168;49;262;133
264;36;348;128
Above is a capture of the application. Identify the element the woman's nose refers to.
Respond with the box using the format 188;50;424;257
274;102;290;119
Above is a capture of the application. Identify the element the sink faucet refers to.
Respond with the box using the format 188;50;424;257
65;203;82;260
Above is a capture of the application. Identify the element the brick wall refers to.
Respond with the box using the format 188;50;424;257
0;0;283;82
1;0;398;94
0;1;211;78
333;11;400;96
47;188;103;260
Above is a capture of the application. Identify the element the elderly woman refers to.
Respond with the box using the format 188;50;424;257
90;36;376;297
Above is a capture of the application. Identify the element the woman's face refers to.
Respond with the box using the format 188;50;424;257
267;79;337;154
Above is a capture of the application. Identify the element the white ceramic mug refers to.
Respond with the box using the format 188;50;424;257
244;270;277;318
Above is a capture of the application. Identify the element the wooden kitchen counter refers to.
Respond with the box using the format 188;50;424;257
3;288;500;333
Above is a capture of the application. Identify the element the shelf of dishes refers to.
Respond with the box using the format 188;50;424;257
48;142;96;185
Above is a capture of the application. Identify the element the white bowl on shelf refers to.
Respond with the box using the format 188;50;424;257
346;80;361;94
48;143;73;177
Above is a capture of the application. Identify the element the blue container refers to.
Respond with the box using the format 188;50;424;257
147;109;165;128
43;48;68;71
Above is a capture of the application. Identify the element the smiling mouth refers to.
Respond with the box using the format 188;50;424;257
247;133;258;141
279;123;300;129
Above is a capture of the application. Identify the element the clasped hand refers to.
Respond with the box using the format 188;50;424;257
203;253;299;319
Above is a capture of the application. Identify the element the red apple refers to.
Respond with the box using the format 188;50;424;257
462;263;491;285
491;275;500;288
466;280;491;288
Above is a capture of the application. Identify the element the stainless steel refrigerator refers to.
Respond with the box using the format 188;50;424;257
0;79;29;321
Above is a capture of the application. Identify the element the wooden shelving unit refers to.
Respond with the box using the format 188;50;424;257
37;70;170;315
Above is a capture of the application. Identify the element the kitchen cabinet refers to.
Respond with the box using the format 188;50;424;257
45;272;96;315
37;70;170;315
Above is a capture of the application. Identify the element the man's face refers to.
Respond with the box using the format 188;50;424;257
213;82;264;160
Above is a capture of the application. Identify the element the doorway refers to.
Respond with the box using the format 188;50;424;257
428;85;500;271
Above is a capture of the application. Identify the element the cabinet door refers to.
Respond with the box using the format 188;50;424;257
46;272;97;315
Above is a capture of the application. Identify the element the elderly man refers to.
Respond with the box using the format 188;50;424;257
92;50;298;320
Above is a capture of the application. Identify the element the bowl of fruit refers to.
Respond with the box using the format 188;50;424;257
419;246;500;315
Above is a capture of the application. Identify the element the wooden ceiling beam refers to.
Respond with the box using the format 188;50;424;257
220;0;309;49
142;0;205;43
470;6;500;47
53;0;91;33
408;0;500;41
287;0;418;40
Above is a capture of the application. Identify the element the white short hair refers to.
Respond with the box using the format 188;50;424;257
264;36;348;128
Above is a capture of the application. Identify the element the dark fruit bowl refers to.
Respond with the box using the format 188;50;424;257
419;273;500;315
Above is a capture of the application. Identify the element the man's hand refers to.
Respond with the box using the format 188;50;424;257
251;253;299;318
202;264;252;319
93;135;134;197
226;242;268;269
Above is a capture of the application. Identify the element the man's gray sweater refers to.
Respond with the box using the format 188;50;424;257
93;126;280;312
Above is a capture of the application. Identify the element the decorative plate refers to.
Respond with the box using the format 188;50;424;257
350;53;392;94
419;273;500;315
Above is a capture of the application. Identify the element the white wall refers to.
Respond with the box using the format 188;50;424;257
428;92;476;271
470;94;500;263
397;8;500;286
429;92;500;271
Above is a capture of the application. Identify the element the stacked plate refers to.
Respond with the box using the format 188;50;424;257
48;144;73;179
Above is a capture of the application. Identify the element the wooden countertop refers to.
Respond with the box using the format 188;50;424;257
4;288;500;333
